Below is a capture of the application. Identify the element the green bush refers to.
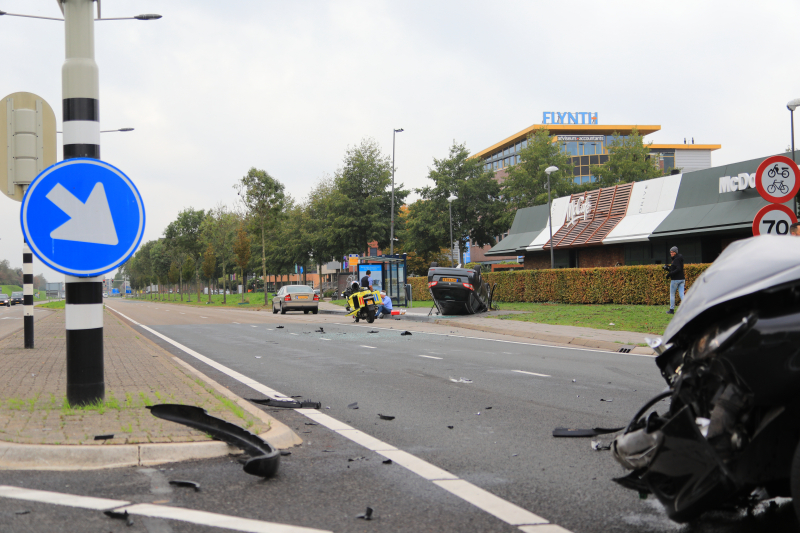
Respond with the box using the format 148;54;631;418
408;263;710;305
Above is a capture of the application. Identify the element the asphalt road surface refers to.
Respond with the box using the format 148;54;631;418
0;299;795;533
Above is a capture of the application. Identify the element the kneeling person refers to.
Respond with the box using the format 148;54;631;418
378;291;393;318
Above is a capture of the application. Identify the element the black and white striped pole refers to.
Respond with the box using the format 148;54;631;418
62;0;104;406
23;242;34;348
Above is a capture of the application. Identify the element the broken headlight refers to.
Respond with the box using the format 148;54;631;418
686;315;751;362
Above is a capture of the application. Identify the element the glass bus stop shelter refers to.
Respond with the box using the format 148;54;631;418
355;254;409;307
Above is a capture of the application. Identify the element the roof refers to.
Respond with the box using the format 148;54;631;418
473;124;662;160
650;144;721;151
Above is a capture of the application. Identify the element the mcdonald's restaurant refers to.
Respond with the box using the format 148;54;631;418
486;151;798;268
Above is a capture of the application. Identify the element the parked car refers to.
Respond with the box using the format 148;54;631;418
10;292;23;305
0;294;9;307
272;285;319;315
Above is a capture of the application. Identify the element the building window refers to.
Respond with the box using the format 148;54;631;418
521;140;527;149
493;161;499;170
516;155;521;164
369;247;378;257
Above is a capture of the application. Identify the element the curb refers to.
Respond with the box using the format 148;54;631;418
433;319;655;355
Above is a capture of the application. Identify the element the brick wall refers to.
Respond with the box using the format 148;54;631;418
577;245;625;268
523;253;551;270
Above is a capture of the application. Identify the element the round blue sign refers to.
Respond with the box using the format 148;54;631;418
20;158;145;277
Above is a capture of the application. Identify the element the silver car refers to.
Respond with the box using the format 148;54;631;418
0;294;9;307
272;285;319;315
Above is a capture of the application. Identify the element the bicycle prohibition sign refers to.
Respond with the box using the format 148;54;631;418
755;155;800;204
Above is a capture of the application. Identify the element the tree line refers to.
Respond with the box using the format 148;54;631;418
119;128;666;292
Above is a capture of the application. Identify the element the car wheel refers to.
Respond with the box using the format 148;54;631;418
312;309;318;315
280;304;286;315
304;310;309;314
354;317;359;323
272;305;278;314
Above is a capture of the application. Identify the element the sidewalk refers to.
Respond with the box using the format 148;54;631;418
318;302;655;354
0;308;300;470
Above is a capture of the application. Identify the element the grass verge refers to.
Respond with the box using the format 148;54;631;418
493;302;674;334
126;292;275;309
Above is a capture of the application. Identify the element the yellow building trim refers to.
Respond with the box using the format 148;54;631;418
650;144;721;151
473;124;661;159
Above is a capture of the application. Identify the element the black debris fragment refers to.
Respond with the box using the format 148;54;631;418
276;325;284;329
400;331;412;336
348;456;366;462
368;330;378;334
280;451;292;456
315;327;324;333
591;440;611;451
356;507;374;520
447;425;454;429
394;318;401;320
291;395;303;398
600;399;613;402
348;402;359;409
104;509;134;526
304;422;318;426
169;480;201;492
552;427;625;438
249;398;322;409
377;414;395;420
14;510;30;515
382;459;392;464
323;449;334;452
485;407;492;410
94;434;114;440
147;404;280;478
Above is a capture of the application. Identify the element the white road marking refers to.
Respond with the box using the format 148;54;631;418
266;328;273;331
333;322;653;357
233;322;241;324
418;354;442;360
513;370;551;378
105;306;573;533
0;485;329;533
251;325;258;328
290;333;299;336
320;338;331;341
200;316;208;319
180;312;185;314
360;345;376;349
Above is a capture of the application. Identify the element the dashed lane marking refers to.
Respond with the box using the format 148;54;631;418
418;354;442;360
513;370;551;378
360;345;376;349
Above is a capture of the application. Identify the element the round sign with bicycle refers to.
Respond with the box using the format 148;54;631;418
754;155;800;203
752;203;798;236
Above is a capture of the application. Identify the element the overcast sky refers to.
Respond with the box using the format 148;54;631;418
1;0;799;282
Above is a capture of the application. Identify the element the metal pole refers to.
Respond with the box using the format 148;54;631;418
63;0;104;406
449;201;454;266
793;110;797;215
548;176;554;269
23;239;33;348
391;129;395;255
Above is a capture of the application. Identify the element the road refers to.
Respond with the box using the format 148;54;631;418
0;299;795;533
0;301;54;340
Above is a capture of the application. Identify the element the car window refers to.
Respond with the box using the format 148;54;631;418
286;286;313;294
0;294;8;298
12;292;22;297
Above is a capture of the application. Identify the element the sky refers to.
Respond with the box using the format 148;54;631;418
1;0;799;283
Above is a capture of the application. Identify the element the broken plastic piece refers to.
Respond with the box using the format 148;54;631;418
249;398;322;409
348;402;359;409
169;480;201;492
356;507;374;520
276;325;284;329
377;414;395;420
449;377;472;383
600;399;613;402
348;456;366;462
147;404;280;478
369;330;378;333
14;510;30;515
447;425;454;429
316;327;324;333
591;440;611;451
280;451;292;456
104;509;134;526
383;459;392;464
400;331;412;336
552;427;625;438
94;434;113;440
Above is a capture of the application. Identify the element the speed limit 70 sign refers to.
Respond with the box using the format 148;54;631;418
752;203;798;236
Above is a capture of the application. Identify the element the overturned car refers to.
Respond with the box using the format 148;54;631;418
427;265;495;315
612;236;800;523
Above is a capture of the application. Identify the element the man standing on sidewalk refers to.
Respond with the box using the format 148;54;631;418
664;246;684;315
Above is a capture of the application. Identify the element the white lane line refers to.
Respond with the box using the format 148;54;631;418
513;370;551;378
377;450;457;480
418;354;443;360
200;316;208;319
233;322;241;324
123;503;329;533
267;328;273;331
0;486;330;533
251;325;258;328
0;485;126;510
105;306;571;533
333;322;652;357
290;333;299;336
360;345;376;349
433;480;547;526
320;338;331;341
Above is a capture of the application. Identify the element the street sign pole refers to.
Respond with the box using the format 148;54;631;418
63;0;103;406
22;241;34;348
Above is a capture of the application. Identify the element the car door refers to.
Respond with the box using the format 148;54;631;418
273;288;283;311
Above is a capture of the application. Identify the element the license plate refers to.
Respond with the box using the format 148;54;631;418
297;295;309;300
441;277;458;282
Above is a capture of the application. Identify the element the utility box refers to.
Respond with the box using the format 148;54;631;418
1;92;57;202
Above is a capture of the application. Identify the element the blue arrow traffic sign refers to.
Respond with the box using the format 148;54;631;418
20;158;145;277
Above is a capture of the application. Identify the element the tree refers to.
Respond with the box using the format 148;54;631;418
201;205;239;304
405;142;505;264
201;244;216;303
233;223;251;303
165;208;207;303
235;168;287;292
136;240;156;299
150;240;171;301
589;128;663;186
168;261;180;299
328;138;408;256
500;128;576;228
182;257;196;300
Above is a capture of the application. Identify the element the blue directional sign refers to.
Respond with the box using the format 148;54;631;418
20;158;145;277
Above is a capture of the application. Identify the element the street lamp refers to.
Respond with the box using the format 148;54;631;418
788;99;800;163
391;128;403;255
545;166;558;269
447;194;457;265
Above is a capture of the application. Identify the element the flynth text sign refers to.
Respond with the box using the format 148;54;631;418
542;112;598;125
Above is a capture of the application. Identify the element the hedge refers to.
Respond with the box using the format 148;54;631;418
408;264;710;305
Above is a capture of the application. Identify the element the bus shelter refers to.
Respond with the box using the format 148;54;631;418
356;254;409;307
